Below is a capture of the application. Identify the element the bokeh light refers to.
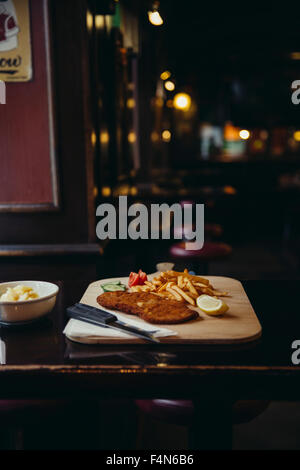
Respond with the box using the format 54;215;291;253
126;98;135;109
100;131;110;144
239;129;250;140
173;93;191;111
162;130;171;142
164;80;175;91
160;71;171;80
86;10;94;31
102;186;111;197
128;132;136;143
151;131;160;142
148;10;163;26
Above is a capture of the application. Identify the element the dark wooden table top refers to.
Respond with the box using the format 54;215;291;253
0;280;299;400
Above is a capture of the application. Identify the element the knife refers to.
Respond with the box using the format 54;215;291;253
66;303;160;344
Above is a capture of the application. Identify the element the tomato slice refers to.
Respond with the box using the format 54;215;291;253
128;270;148;287
128;272;140;288
138;269;148;284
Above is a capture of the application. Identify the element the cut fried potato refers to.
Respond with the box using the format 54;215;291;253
177;275;184;288
157;282;168;293
213;291;229;297
129;268;229;306
166;286;184;302
171;285;195;305
168;270;211;287
144;281;156;290
185;278;198;296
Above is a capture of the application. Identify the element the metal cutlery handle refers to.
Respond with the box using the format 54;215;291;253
73;304;117;324
66;304;160;344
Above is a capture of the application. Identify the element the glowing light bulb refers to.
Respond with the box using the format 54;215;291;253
91;131;97;146
164;80;175;91
173;93;191;111
102;186;111;197
160;71;171;80
239;129;250;140
148;10;164;26
100;131;110;144
86;10;94;31
95;15;105;29
128;132;136;143
126;98;135;109
162;130;171;142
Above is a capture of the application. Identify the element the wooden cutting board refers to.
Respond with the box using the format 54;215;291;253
78;276;262;344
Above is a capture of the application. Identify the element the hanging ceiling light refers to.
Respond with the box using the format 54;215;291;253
148;2;164;26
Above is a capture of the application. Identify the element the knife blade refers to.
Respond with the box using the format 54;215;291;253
66;303;160;344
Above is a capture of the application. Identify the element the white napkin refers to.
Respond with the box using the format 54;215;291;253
63;310;177;341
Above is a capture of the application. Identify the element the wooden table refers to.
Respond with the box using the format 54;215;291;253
0;280;299;400
0;280;299;449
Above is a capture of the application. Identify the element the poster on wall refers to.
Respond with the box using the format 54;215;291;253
0;0;32;82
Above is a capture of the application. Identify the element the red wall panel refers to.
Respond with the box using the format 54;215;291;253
0;0;55;207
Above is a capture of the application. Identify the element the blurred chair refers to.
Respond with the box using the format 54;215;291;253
170;201;231;274
135;399;270;449
174;223;223;241
169;241;232;275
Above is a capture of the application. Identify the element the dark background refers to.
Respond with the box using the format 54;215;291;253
1;0;300;280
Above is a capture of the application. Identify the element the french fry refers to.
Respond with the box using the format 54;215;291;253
171;285;195;305
185;278;198;296
194;282;210;288
144;281;155;290
168;270;211;287
213;291;229;297
166;281;175;289
177;275;183;288
200;287;215;295
129;268;229;306
157;282;168;293
166;286;184;302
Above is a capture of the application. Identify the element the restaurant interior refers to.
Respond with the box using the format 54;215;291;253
1;0;300;451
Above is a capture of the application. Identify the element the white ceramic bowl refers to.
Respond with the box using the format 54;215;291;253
0;281;59;324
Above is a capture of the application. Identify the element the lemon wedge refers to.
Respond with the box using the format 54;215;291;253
196;295;229;316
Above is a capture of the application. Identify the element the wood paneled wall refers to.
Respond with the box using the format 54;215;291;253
0;0;96;245
0;0;56;210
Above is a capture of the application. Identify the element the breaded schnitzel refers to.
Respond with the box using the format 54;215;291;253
97;291;198;324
